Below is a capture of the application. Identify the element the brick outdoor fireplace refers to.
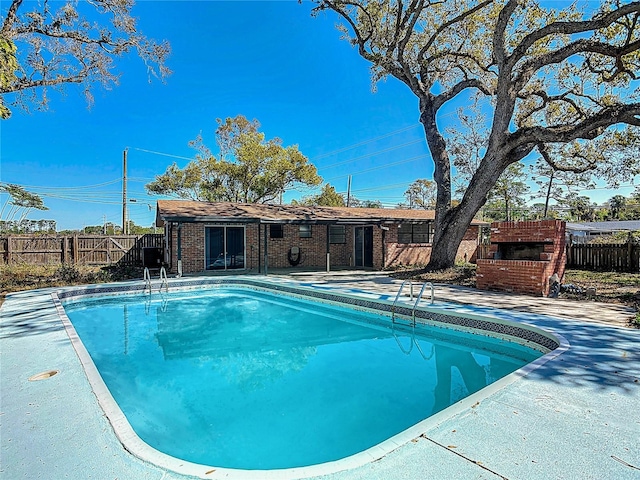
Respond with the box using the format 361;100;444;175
476;220;567;296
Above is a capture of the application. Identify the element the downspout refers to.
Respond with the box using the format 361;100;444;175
326;224;331;272
258;222;261;274
176;222;183;277
263;223;268;275
381;225;387;269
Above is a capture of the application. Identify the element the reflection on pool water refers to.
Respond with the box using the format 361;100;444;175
62;287;543;470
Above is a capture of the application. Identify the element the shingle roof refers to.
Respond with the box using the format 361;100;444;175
567;220;640;232
155;200;487;225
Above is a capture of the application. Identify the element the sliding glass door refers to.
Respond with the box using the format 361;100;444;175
205;226;245;270
354;226;374;268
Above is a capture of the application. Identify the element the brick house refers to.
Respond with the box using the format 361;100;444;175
155;200;486;275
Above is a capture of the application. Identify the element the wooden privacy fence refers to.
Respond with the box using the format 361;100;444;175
0;234;163;266
566;242;640;272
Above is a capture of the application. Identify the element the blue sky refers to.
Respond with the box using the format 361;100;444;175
1;0;634;231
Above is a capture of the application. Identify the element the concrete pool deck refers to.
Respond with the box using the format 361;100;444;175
1;271;639;479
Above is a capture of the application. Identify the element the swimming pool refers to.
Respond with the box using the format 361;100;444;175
56;278;561;478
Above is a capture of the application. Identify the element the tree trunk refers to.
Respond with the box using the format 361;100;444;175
428;216;472;270
426;182;492;270
426;148;508;270
504;195;509;221
543;170;554;218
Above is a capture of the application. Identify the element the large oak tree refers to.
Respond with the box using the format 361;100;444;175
1;0;170;118
314;0;640;270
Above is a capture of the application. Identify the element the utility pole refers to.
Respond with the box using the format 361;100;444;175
346;175;352;207
122;149;128;235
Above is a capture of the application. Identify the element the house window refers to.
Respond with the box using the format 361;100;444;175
329;225;346;244
270;224;283;239
398;222;433;243
299;224;312;238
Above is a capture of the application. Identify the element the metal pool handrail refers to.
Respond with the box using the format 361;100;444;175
391;280;415;322
143;267;152;295
143;266;169;295
392;280;434;324
159;266;168;294
411;282;434;323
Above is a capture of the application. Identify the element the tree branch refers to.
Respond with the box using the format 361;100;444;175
508;103;640;152
515;37;640;89
417;0;493;63
433;78;491;109
508;1;640;70
537;143;595;174
492;0;518;66
1;0;23;36
517;89;587;126
1;74;86;94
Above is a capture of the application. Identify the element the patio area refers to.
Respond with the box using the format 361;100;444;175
1;271;639;479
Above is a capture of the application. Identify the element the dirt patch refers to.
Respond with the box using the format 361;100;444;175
389;264;477;288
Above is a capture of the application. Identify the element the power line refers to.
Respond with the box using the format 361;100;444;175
310;124;422;161
318;138;425;170
16;179;122;190
133;147;194;162
325;154;429;182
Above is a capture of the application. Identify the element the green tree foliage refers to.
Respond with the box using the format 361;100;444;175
0;182;48;222
606;193;640;220
402;179;436;209
529;151;595;218
0;218;56;234
349;197;383;208
484;163;530;221
445;101;488;198
147;115;322;204
528;203;560;220
1;0;171;117
313;0;640;270
73;221;154;235
565;194;597;222
608;194;627;219
292;184;346;206
0;36;17;118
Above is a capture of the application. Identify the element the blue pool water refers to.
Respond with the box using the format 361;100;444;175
63;287;542;470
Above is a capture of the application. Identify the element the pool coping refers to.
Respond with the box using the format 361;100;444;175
53;276;568;480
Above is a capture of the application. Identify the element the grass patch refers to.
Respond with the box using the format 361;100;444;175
0;263;143;299
562;269;640;312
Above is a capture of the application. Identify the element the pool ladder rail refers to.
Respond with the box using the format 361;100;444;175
143;266;169;295
391;280;434;325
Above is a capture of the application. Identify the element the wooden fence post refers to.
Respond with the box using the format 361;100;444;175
7;235;12;265
73;234;79;264
628;233;634;272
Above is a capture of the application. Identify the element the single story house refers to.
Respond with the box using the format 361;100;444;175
566;220;640;242
155;200;487;275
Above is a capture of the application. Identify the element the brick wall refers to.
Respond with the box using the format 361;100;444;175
260;224;352;269
476;220;566;296
384;225;480;267
167;222;355;274
167;221;482;274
